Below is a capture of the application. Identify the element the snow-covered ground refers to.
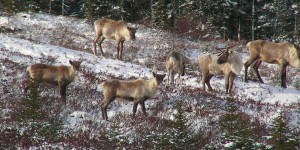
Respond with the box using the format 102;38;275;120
1;13;299;104
1;12;299;142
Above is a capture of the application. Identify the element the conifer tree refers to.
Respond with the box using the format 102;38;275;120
269;110;298;150
219;97;258;149
146;99;201;149
169;100;199;150
5;0;16;24
17;80;62;146
18;81;47;122
157;100;199;150
151;0;174;28
84;0;93;22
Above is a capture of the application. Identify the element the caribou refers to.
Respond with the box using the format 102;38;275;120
100;72;166;120
165;51;188;87
244;40;300;88
93;18;137;60
199;45;243;94
25;60;82;104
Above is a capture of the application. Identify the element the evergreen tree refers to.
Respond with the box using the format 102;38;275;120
151;0;174;28
168;100;198;149
148;100;200;150
268;110;298;150
4;0;16;22
110;0;125;20
291;1;300;42
122;0;151;23
84;0;93;22
77;0;110;20
18;81;47;122
297;100;300;149
17;80;63;147
218;97;259;149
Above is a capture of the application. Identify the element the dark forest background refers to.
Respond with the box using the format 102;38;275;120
1;0;300;42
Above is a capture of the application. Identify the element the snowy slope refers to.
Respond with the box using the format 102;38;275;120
1;13;300;132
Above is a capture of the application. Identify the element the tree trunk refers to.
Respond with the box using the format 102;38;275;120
251;0;255;41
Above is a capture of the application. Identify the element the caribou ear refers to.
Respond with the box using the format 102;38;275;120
152;72;156;77
128;27;134;31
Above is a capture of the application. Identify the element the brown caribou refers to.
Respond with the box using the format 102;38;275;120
244;40;300;88
100;72;166;120
93;18;137;60
199;45;243;94
165;51;188;87
25;60;82;104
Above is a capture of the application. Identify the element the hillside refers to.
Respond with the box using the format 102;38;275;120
0;13;299;149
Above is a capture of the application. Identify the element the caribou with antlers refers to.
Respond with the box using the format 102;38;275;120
198;44;243;94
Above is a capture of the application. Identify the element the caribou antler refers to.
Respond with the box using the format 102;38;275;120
214;42;241;56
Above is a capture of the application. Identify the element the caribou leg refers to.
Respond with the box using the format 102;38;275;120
93;34;101;56
101;96;116;120
116;40;121;60
253;60;264;83
225;75;230;94
139;97;148;117
205;74;214;91
119;40;124;60
228;73;236;94
244;57;258;82
170;71;175;87
132;102;139;118
98;36;105;57
281;64;288;88
166;70;171;86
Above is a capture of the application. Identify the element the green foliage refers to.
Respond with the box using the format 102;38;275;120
0;127;20;149
2;0;300;41
5;0;15;14
151;0;174;28
16;80;63;147
268;110;299;150
247;64;258;81
147;100;201;150
105;122;128;149
84;0;93;22
218;97;262;149
17;81;47;122
168;100;198;149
